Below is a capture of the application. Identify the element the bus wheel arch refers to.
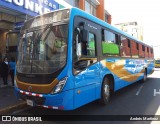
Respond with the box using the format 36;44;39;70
99;74;114;105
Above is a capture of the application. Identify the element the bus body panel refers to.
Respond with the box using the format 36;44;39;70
74;62;101;109
74;84;96;109
100;58;154;91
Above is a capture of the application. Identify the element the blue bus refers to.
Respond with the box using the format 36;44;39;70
14;8;154;110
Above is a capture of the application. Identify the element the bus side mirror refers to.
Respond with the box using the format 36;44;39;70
75;28;81;43
82;29;88;42
75;28;82;58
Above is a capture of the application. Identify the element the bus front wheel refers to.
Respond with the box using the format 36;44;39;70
99;77;110;105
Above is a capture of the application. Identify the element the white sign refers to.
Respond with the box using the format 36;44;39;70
2;0;58;15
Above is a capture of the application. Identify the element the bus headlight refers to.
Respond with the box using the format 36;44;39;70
51;77;68;94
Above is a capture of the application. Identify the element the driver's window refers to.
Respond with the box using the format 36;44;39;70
73;31;97;74
81;32;96;57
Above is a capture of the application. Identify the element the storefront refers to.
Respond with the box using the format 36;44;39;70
0;0;59;59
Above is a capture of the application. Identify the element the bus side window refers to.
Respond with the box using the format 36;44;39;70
73;32;97;72
102;29;119;56
87;33;96;57
120;36;131;57
131;41;139;58
81;32;96;57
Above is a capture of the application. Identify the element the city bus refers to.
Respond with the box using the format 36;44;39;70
155;59;160;68
14;8;154;110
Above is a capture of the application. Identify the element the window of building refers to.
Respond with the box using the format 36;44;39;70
63;0;79;7
85;0;90;14
85;0;97;16
102;29;119;56
75;0;79;7
105;14;108;23
91;2;96;16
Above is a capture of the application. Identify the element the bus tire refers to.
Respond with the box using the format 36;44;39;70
142;69;147;83
99;77;110;105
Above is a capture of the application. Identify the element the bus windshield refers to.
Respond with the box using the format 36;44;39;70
17;24;68;74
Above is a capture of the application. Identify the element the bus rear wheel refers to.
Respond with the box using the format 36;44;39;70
99;77;110;105
142;69;147;83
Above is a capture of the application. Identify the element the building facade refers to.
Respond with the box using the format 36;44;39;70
61;0;111;24
115;22;143;41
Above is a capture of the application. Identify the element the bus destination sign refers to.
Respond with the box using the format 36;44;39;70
24;9;70;29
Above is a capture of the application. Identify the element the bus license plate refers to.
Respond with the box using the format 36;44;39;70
26;99;33;106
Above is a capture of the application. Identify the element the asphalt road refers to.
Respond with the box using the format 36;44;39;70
10;69;160;124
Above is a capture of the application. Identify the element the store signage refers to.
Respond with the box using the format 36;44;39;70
0;0;59;16
14;22;24;29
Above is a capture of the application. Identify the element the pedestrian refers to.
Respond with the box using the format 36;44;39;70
1;57;9;85
9;57;16;86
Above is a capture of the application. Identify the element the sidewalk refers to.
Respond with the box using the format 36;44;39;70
0;77;27;115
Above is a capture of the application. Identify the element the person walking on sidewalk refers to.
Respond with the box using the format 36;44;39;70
1;57;9;85
9;57;16;86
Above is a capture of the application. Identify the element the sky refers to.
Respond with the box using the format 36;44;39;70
105;0;160;58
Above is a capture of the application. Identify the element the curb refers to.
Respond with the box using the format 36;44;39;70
0;101;27;115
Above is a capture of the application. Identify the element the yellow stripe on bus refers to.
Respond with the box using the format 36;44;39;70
101;60;144;82
16;77;59;94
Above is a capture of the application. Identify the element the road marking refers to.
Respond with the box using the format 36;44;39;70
136;84;144;96
154;89;160;96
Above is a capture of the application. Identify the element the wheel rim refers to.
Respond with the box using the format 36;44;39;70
104;83;110;100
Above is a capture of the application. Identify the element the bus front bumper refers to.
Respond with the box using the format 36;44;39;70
14;87;74;110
